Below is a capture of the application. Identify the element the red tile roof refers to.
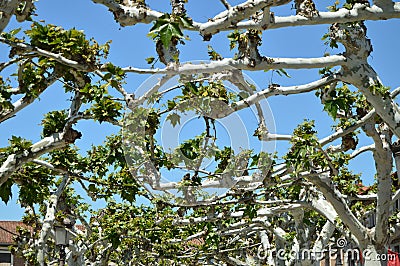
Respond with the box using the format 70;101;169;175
75;224;85;232
0;221;26;244
356;182;372;195
0;221;85;245
187;238;205;246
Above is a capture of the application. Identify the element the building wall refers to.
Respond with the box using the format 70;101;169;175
13;255;25;266
0;247;25;266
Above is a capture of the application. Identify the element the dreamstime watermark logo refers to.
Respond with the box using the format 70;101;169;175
256;237;397;262
121;63;276;206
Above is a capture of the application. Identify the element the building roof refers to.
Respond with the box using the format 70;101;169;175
0;221;26;245
0;221;86;246
187;238;205;246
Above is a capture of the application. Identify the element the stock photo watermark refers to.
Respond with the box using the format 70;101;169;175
256;237;397;262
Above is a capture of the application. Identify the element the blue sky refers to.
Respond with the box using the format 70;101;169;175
0;0;399;219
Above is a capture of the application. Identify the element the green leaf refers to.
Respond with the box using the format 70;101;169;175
110;79;119;88
167;100;176;110
145;57;155;64
166;113;180;127
41;110;68;137
250;154;259;167
157;24;171;47
276;68;291;78
244;205;257;220
149;19;168;33
105;62;116;73
207;45;222;61
179;16;193;29
323;101;338;119
0;179;13;204
90;96;122;123
159;23;183;47
103;73;112;80
10;28;21;36
88;184;96;192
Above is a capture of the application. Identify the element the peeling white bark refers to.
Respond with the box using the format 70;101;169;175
312;221;335;263
36;175;69;266
92;0;400;38
0;132;67;186
237;3;400;30
175;203;304;225
92;0;163;26
121;55;347;75
310;195;338;226
199;0;291;36
350;144;375;158
231;75;338;115
0;0;19;33
332;21;400;138
343;65;400;138
3;0;400;264
259;231;275;265
0;37;92;71
371;124;392;247
308;173;368;243
319;109;376;146
0;73;59;123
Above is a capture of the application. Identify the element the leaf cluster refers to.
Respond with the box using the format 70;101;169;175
284;120;323;174
25;22;110;66
227;29;262;50
87;96;123;123
369;83;390;98
0;77;14;112
148;14;193;48
317;84;358;120
41;110;68;137
86;201;192;264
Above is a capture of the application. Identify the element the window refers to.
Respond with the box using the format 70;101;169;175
0;251;12;266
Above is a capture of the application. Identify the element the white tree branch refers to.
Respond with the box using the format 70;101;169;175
0;0;19;32
312;221;335;262
345;69;400;138
371;124;392;246
129;74;172;109
219;0;231;9
175;203;305;225
232;75;338;115
0;37;92;71
199;0;291;36
350;144;375;158
0;72;59;123
320;109;376;146
235;3;400;30
121;55;347;75
36;174;70;266
308;173;367;243
0;132;68;186
92;0;164;26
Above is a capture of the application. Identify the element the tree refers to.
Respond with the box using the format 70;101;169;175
0;0;400;265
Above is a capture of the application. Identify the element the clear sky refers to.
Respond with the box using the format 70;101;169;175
0;0;399;220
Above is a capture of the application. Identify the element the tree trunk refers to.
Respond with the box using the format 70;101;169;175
363;244;387;266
